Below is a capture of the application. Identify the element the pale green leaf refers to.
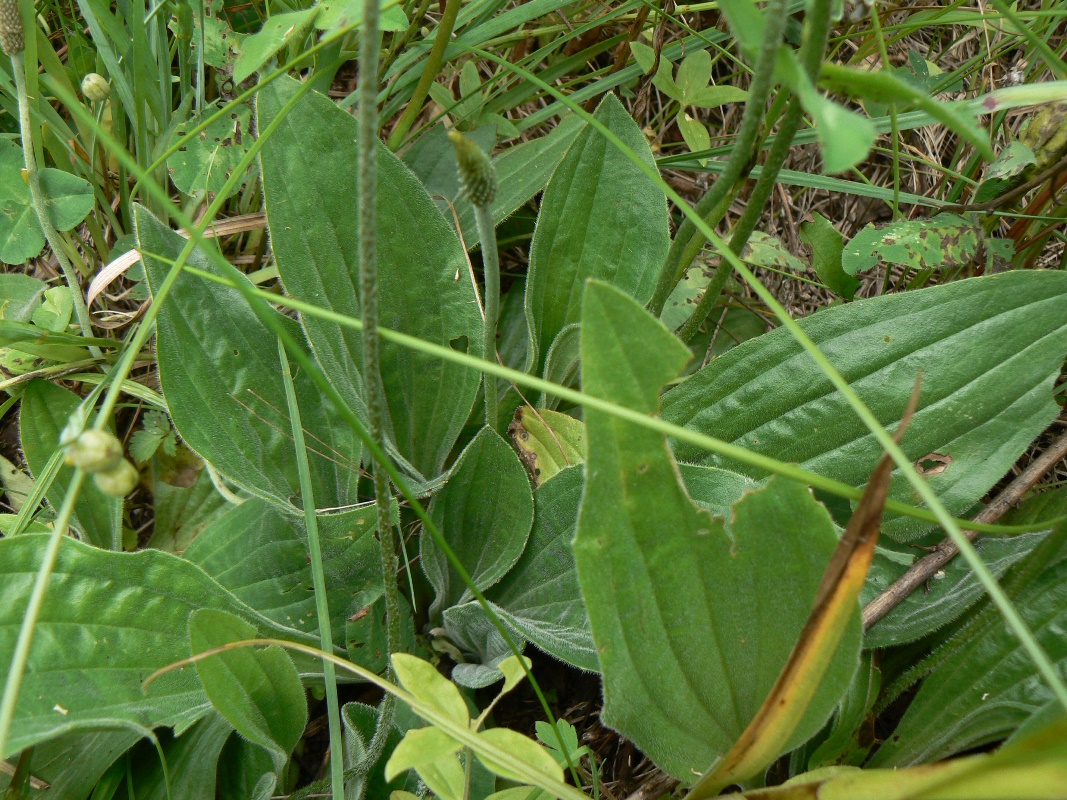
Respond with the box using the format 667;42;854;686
391;653;470;726
475;728;564;784
385;727;463;782
233;9;319;84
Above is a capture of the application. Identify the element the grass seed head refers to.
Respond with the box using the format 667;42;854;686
448;130;497;207
0;0;23;56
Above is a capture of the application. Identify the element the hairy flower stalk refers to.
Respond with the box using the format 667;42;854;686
4;0;99;358
356;0;400;787
449;131;500;429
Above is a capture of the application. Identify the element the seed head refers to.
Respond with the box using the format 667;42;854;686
448;131;497;207
93;460;140;498
81;73;111;102
66;429;124;474
0;0;24;57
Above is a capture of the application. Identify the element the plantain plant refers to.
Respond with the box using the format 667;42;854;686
3;0;1067;798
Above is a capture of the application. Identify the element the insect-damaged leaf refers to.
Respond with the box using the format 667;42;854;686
690;393;911;798
574;281;859;781
842;212;1011;276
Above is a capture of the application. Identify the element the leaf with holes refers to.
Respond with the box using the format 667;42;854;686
167;102;253;198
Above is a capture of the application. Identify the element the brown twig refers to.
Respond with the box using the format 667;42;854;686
862;429;1067;630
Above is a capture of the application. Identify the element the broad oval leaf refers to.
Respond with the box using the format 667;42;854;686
574;281;859;781
135;204;363;510
662;271;1067;541
19;379;122;549
0;534;314;758
524;93;669;373
391;653;469;726
188;609;307;771
421;427;534;619
258;76;483;483
183;499;383;646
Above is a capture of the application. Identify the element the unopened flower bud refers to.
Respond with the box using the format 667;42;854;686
93;459;139;497
448;131;497;207
67;429;124;473
0;0;24;56
81;73;110;102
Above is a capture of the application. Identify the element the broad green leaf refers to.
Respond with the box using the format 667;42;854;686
314;0;408;33
183;499;383;645
692;441;894;796
421;427;534;618
391;653;470;726
524;93;669;373
475;728;564;784
258;76;482;483
31;286;73;332
0;273;46;321
662;271;1067;541
843;213;1004;275
6;729;140;799
233;8;319;84
484;466;594;671
135;204;363;510
180;2;240;69
386;727;463;781
497;654;532;696
678;113;711;154
0;140;95;263
743;231;807;271
676;51;712;104
453;115;585;248
800;212;858;300
510;407;585;486
0;534;313;757
126;712;234;800
412;753;466;800
574;281;859;781
166;102;253;198
869;524;1067;767
19;379;122;549
188;609;308;771
147;461;230;552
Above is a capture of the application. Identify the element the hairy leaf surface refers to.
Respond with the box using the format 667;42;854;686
574;281;859;781
662;271;1067;540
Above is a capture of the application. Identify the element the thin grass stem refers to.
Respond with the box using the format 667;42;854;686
278;339;344;800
